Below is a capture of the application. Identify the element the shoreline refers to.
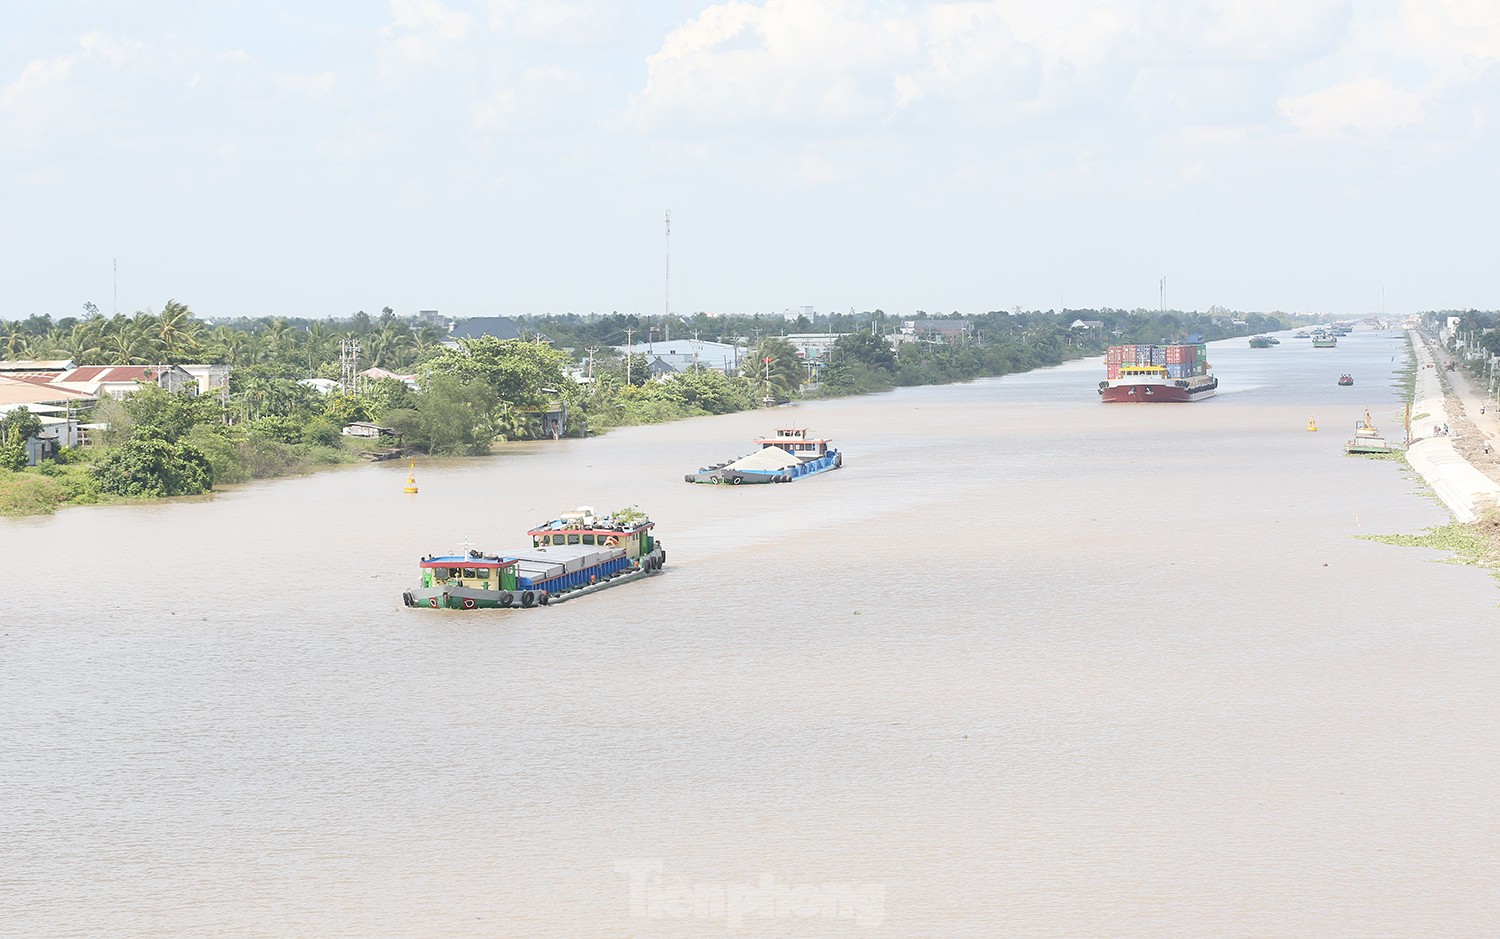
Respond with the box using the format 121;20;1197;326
1403;328;1500;523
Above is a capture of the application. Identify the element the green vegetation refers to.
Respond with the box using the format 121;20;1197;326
1399;335;1418;401
0;406;42;471
0;302;1292;515
1358;513;1500;579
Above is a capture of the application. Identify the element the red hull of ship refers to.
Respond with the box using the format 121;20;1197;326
1099;383;1213;403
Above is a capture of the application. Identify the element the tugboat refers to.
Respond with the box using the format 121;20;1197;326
1249;335;1274;348
1338;374;1354;386
402;506;665;609
686;427;842;484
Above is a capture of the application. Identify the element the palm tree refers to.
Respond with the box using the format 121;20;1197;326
156;299;203;362
53;320;106;363
205;326;250;366
1;322;28;359
105;320;157;365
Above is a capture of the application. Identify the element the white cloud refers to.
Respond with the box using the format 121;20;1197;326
633;0;920;131
0;32;147;152
488;0;630;47
1278;77;1423;139
380;0;479;76
630;0;1366;138
473;64;589;132
1391;0;1500;80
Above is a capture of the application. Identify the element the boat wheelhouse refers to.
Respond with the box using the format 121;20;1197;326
403;506;665;610
686;426;843;484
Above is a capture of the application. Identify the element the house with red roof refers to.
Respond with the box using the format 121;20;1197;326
51;365;197;399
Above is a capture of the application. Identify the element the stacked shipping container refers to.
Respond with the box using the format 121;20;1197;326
1104;344;1207;380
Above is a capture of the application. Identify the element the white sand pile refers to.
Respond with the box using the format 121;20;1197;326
727;446;802;471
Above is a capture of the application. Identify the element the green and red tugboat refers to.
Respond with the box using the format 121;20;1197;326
402;506;665;610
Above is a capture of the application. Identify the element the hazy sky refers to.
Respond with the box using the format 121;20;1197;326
3;0;1498;321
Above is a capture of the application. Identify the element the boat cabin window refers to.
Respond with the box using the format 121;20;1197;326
433;567;449;579
462;567;477;579
583;534;596;545
537;535;550;546
567;534;581;545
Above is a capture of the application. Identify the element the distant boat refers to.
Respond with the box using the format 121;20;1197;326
1249;335;1274;348
1338;374;1354;386
1312;335;1337;348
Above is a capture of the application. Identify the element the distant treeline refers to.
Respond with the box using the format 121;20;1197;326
0;304;1289;514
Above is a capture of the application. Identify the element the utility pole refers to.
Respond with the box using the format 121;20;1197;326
625;327;633;384
1159;276;1165;314
340;338;360;394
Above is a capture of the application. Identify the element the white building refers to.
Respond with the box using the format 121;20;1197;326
613;339;746;374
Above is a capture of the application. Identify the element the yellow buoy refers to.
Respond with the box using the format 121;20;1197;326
403;462;419;494
1307;416;1317;432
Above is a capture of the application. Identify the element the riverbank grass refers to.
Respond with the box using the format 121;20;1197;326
1358;510;1500;579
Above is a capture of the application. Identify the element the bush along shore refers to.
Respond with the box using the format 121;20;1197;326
0;304;1289;516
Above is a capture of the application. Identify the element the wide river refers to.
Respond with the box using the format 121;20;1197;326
4;329;1498;937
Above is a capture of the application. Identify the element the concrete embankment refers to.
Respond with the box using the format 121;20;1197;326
1404;329;1500;523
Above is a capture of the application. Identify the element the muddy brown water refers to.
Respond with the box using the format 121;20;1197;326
3;330;1498;937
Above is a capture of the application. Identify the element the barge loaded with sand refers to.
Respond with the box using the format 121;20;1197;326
1099;343;1218;403
402;506;665;609
685;427;842;485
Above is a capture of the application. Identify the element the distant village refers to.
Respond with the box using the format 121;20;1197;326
0;310;996;466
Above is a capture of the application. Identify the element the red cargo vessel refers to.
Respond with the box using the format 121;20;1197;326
1099;343;1218;403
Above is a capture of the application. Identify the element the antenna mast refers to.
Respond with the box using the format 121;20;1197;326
664;209;671;343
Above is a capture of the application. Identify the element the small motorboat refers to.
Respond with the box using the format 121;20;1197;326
1337;374;1354;386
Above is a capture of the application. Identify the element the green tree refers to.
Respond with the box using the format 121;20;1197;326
831;331;897;372
155;299;203;361
386;374;500;455
422;337;571;436
122;385;222;443
748;336;803;400
90;428;213;497
0;406;43;470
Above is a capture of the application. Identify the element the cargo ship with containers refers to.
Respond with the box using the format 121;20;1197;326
1099;342;1218;403
402;505;665;610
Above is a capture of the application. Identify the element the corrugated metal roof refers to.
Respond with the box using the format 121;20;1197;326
0;376;94;405
0;359;74;371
